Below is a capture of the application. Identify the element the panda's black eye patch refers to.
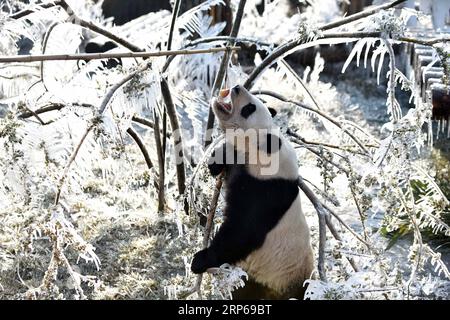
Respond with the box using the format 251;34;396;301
240;103;256;119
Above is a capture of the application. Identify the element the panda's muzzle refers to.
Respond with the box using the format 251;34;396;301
214;88;233;115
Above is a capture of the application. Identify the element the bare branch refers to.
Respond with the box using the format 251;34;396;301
40;21;61;92
0;47;241;63
287;128;372;157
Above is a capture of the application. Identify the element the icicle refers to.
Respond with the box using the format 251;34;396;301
437;119;441;140
447;117;450;138
428;119;433;146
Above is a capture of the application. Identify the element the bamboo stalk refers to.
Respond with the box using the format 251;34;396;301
126;127;154;170
0;47;241;64
153;110;166;212
160;77;186;198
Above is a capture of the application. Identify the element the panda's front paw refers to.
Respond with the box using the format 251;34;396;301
191;249;211;274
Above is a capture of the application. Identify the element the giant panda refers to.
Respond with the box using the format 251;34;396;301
191;85;314;300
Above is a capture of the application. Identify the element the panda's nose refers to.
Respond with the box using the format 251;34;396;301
232;85;240;95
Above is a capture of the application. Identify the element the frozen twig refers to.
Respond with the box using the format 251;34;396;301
383;39;401;122
132;115;171;138
18;102;93;119
325;215;359;272
184;173;224;299
167;0;182;51
399;188;423;299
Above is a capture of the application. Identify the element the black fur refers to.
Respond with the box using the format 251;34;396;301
192;142;298;274
84;41;121;69
240;103;256;119
268;107;277;118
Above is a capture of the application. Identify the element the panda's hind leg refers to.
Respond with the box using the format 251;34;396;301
232;278;308;300
231;278;280;300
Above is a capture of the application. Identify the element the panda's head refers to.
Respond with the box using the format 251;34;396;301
212;85;277;131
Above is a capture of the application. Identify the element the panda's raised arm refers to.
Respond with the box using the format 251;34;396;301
191;218;261;274
207;142;238;177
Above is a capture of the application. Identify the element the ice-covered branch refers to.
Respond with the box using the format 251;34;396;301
254;90;371;155
9;0;63;20
320;0;407;31
58;0;143;53
55;62;153;205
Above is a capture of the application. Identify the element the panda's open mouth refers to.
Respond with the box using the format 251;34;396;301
217;101;232;114
215;88;233;115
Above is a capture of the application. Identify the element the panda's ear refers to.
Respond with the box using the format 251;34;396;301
267;107;277;118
